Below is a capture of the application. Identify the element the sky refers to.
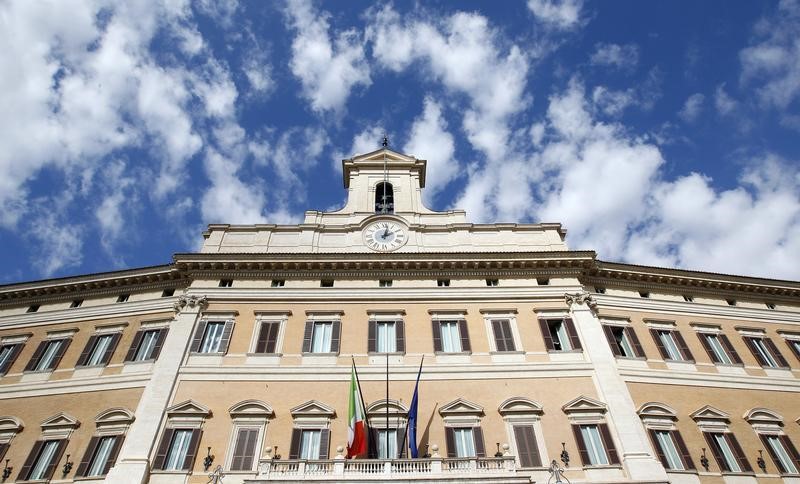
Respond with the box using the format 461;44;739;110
1;0;800;284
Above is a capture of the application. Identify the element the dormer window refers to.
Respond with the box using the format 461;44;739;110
375;182;394;213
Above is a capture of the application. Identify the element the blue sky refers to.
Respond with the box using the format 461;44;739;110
1;0;799;284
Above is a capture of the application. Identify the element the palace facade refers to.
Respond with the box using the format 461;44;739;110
0;147;799;484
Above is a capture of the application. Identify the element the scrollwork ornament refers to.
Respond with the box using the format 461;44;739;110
174;295;209;313
564;291;598;313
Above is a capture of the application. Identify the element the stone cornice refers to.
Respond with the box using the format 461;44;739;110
0;298;178;330
202;221;567;236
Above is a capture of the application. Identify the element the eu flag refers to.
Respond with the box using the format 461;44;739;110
408;358;423;458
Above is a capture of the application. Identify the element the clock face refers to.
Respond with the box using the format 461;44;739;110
363;221;407;252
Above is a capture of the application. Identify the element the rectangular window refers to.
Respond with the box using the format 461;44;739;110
658;331;682;360
540;318;582;352
376;322;397;353
35;340;63;371
83;334;117;366
254;321;281;354
161;288;175;297
513;425;542;468
116;294;130;303
377;429;398;459
379;279;392;287
744;336;788;368
704;432;751;473
27;304;40;313
453;428;476;458
0;343;22;374
714;433;740;472
683;295;694;302
762;435;800;475
654;430;684;470
437;279;450;287
580;425;609;465
594;287;606;294
698;332;742;365
789;339;800;361
650;329;693;362
199;322;226;353
70;299;83;308
603;326;644;358
26;440;63;480
311;322;333;353
270;280;285;287
536;277;549;286
491;319;516;352
485;279;499;287
132;329;163;361
320;279;334;287
219;279;233;288
300;430;322;459
230;428;260;471
164;429;194;470
85;436;118;476
439;321;462;353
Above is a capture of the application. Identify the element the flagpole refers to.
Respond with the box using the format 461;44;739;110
351;357;369;458
404;355;424;458
386;349;389;458
398;355;422;458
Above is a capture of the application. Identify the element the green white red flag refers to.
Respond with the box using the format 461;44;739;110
347;363;368;458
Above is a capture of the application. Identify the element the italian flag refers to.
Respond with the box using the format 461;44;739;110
346;364;368;458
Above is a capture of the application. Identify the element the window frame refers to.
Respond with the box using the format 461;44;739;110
75;408;133;478
692;405;752;475
18;412;79;482
190;314;236;355
601;321;645;359
694;327;743;366
0;334;28;376
76;327;123;368
482;311;522;354
24;334;73;373
431;315;471;354
367;315;405;354
288;400;334;460
302;313;342;356
439;398;486;459
740;332;789;369
637;402;695;472
249;312;290;355
153;400;210;473
498;397;546;469
646;322;694;362
366;399;408;459
538;316;582;353
562;396;619;468
744;408;800;476
125;325;169;363
225;400;273;472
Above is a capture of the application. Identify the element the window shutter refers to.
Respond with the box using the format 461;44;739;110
102;333;121;364
432;321;443;352
396;427;408;458
698;334;721;363
744;337;768;366
602;326;621;356
650;329;669;359
672;430;695;470
726;433;752;472
539;319;555;351
458;320;471;352
289;429;302;459
76;336;98;367
703;432;728;472
444;427;456;458
760;434;783;473
44;439;68;480
24;341;48;372
571;425;590;466
153;429;175;470
513;425;541;468
395;320;406;353
788;339;800;361
367;320;377;353
124;330;145;362
151;328;169;360
265;322;280;353
0;343;23;374
190;321;208;353
647;429;668;467
473;427;486;458
673;331;694;361
598;423;619;464
719;334;742;364
301;322;314;353
218;321;234;355
76;436;100;477
492;320;506;352
318;429;330;459
330;321;341;353
0;443;7;462
564;318;582;350
49;338;71;370
627;327;646;358
781;435;800;471
103;435;123;475
764;338;789;368
18;440;44;481
255;322;275;354
182;429;202;471
231;428;259;471
368;428;379;459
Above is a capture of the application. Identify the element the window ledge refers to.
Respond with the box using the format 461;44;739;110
247;352;283;357
149;470;190;474
489;350;524;355
434;351;472;355
665;469;699;474
301;352;339;356
367;352;406;356
720;471;756;476
547;349;583;354
582;464;623;470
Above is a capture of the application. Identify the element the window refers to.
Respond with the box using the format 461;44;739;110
26;304;40;313
437;279;450;287
161;288;175;297
512;425;542;467
602;325;645;358
572;424;618;466
432;320;470;353
320;279;334;287
0;343;23;375
24;338;70;372
453;428;476;457
539;318;582;352
302;321;341;354
649;430;693;471
126;328;167;362
200;322;225;353
116;294;130;303
271;280;285;287
190;320;234;354
726;299;737;306
159;429;199;471
704;432;751;473
379;279;392;287
650;329;693;362
19;439;66;481
743;336;789;368
227;400;271;471
254;321;281;354
491;319;516;352
219;279;233;288
594;287;606;294
639;291;650;298
683;295;694;302
375;182;394;213
70;299;83;308
536;277;549;286
377;429;398;459
77;333;121;367
368;320;404;353
761;435;800;475
229;428;260;471
698;333;742;365
288;428;331;460
77;435;121;477
787;339;800;361
766;302;776;310
486;279;499;287
444;427;485;458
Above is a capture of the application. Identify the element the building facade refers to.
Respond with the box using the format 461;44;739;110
0;147;799;484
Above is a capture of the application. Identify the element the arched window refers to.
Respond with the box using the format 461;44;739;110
375;182;394;213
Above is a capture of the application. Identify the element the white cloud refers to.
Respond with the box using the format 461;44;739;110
333;126;386;174
403;98;458;202
590;43;639;70
201;149;269;224
591;86;636;117
714;84;737;116
284;0;371;114
527;0;584;30
679;93;705;122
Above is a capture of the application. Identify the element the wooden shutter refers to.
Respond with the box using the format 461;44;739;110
396;427;408;458
18;440;44;481
44;439;68;480
103;435;123;475
627;327;646;358
151;328;169;360
727;433;752;472
458;320;471;352
673;331;694;361
445;427;456;458
153;429;175;470
513;425;541;467
24;341;48;372
190;321;208;353
564;318;582;350
764;338;789;367
473;427;486;458
493;320;515;352
49;338;71;370
288;429;302;459
76;335;98;367
598;423;619;465
650;329;669;359
124;330;145;362
744;337;769;366
76;436;100;477
788;339;800;361
539;319;555;351
367;320;377;353
367;428;379;459
698;333;721;363
672;430;695;470
760;434;783;473
102;333;121;364
719;334;742;364
395;320;405;353
218;321;234;354
0;443;7;462
301;322;314;353
647;429;669;467
703;432;728;472
231;428;259;471
781;435;800;472
602;326;621;356
182;429;202;471
571;425;590;466
255;322;280;354
318;429;330;459
432;321;443;352
0;343;23;374
330;321;341;353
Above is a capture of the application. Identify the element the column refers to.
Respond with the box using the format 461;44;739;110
104;295;207;484
566;292;668;482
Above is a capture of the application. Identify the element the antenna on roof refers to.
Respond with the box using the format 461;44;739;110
381;134;389;148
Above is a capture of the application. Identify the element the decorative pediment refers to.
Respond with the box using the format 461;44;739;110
439;398;484;417
229;400;274;419
744;408;783;425
95;408;135;426
498;397;543;416
166;400;211;418
690;405;730;423
562;396;607;415
290;400;335;418
350;148;418;163
366;399;408;416
41;412;80;430
637;402;678;420
0;416;23;433
342;148;427;188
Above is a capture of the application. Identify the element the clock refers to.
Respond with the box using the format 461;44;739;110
363;220;408;252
